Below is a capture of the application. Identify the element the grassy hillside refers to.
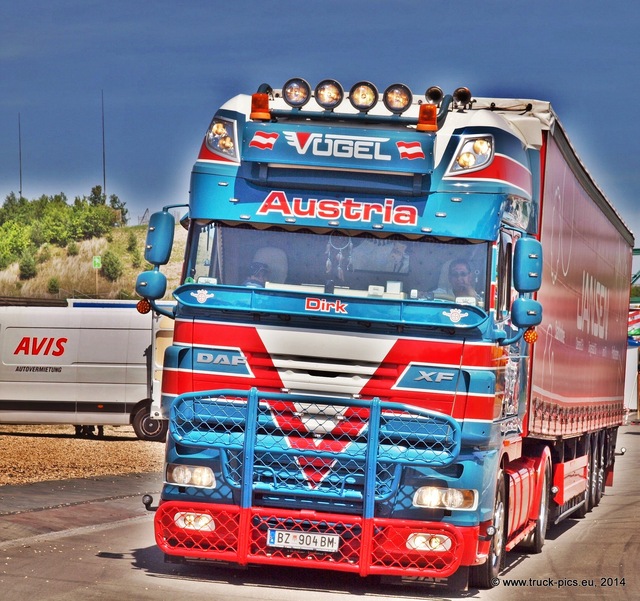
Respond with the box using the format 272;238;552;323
0;224;186;301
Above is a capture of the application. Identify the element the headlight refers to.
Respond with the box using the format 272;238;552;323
315;79;343;110
283;78;311;107
349;81;378;112
383;83;412;114
447;135;494;174
413;486;477;510
166;463;215;488
205;117;238;161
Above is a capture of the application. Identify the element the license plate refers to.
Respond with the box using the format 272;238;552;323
267;528;340;553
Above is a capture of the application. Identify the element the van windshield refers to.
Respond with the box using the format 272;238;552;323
184;222;490;308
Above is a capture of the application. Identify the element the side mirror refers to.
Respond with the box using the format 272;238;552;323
511;297;543;328
513;238;542;293
144;211;175;266
136;269;167;301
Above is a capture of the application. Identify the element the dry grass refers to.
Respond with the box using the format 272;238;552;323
0;225;186;300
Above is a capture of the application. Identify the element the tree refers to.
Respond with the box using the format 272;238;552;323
0;192;31;225
109;194;129;225
88;185;106;206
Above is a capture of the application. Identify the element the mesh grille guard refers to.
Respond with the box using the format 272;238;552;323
169;388;461;515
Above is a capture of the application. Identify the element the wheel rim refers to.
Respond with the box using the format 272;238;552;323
539;471;548;534
141;416;163;437
590;450;599;501
491;496;505;569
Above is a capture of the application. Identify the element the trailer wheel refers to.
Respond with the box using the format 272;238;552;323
591;434;605;508
470;473;506;589
132;406;168;441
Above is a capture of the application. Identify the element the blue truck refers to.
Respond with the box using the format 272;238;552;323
137;79;633;588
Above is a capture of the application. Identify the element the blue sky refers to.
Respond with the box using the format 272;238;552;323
1;1;638;261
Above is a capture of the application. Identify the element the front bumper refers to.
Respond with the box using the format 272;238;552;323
155;500;484;578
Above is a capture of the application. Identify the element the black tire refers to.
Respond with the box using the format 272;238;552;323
575;443;592;518
132;405;168;441
520;463;550;554
470;474;506;589
591;434;605;508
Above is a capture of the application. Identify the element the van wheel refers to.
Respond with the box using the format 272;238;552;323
470;474;506;589
132;406;168;441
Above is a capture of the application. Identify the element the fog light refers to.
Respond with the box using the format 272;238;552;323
283;78;311;107
349;81;378;111
315;79;343;110
174;512;215;532
383;83;412;114
406;533;452;552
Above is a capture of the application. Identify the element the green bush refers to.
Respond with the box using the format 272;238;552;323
67;241;79;256
130;247;142;268
37;244;51;264
101;250;123;281
19;250;37;280
47;277;60;294
127;231;138;252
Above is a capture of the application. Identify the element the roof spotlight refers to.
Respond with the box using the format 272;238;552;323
315;79;344;110
453;87;472;107
383;83;413;114
425;86;444;105
282;78;311;108
349;81;379;112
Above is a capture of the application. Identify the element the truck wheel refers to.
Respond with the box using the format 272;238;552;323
520;463;550;554
575;444;592;518
470;474;506;589
132;406;168;441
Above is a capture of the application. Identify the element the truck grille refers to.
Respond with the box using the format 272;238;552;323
170;388;461;508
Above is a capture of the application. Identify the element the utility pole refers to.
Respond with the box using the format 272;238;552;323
101;90;107;197
18;113;23;198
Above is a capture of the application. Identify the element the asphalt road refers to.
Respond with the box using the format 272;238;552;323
1;424;639;601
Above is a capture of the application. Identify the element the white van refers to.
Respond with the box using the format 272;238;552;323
0;298;168;441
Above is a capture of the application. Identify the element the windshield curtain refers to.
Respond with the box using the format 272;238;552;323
184;222;490;307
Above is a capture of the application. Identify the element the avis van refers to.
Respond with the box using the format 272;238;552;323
0;299;167;441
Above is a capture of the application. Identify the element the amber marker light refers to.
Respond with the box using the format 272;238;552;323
250;93;271;120
417;103;438;131
523;327;538;344
137;299;151;314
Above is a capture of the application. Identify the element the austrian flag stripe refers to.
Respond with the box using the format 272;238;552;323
249;131;279;150
396;141;425;160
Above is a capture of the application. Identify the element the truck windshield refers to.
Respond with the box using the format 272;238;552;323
184;222;490;308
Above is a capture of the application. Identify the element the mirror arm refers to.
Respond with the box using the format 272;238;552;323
150;299;175;319
497;328;524;346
